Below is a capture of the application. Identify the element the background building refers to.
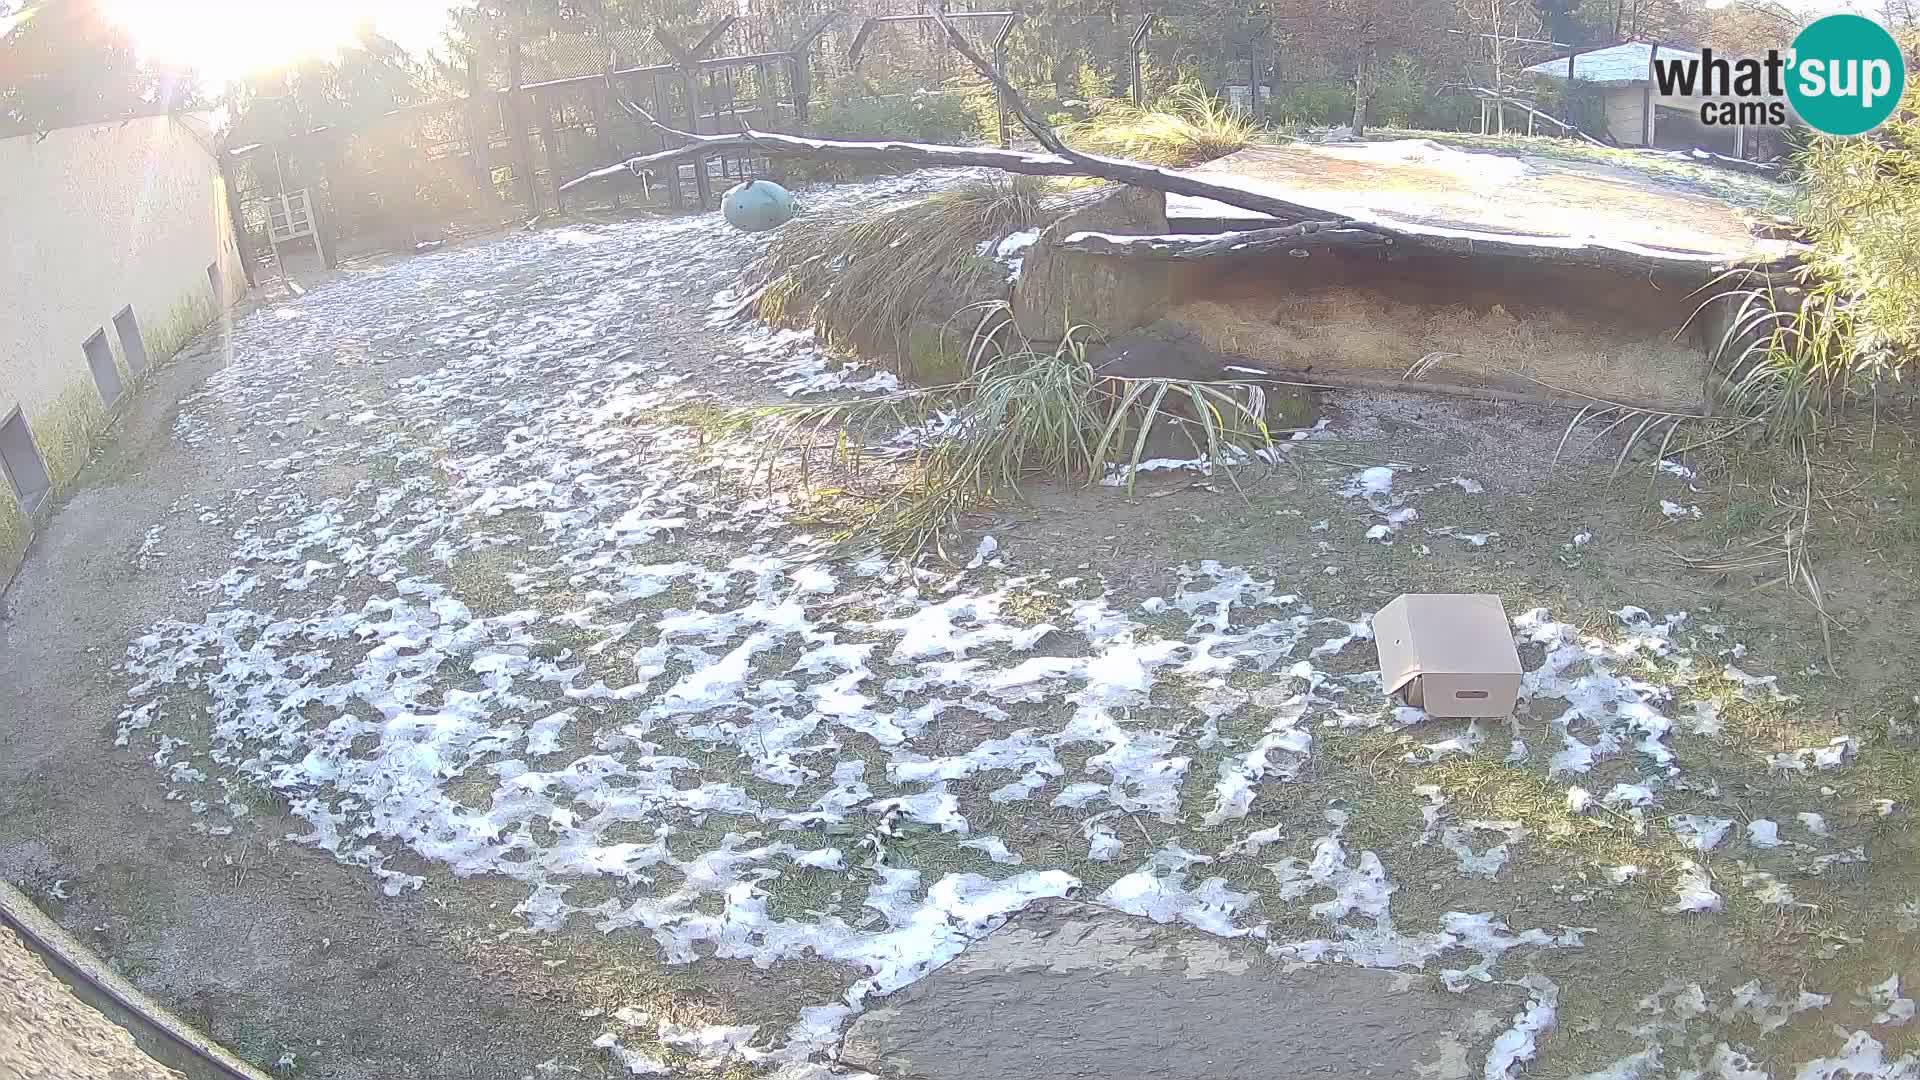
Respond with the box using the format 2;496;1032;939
1525;41;1758;155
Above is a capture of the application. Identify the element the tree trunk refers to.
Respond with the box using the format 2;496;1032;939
1489;0;1505;134
1351;43;1376;135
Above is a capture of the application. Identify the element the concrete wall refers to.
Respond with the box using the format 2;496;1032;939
1602;87;1648;145
0;112;243;589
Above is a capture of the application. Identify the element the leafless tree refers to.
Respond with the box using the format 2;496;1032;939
1455;0;1544;132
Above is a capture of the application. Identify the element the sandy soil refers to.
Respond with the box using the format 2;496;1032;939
0;925;181;1080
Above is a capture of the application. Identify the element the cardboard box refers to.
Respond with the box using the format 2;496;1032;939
1374;594;1522;718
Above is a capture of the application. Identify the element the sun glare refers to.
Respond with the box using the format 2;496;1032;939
100;0;455;85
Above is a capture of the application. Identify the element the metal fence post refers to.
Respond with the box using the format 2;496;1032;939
504;3;539;214
1129;15;1154;107
993;15;1018;148
1642;41;1659;146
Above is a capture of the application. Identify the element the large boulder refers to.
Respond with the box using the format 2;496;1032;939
1013;186;1174;341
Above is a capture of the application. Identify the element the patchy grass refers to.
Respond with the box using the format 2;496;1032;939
750;311;1281;555
58;166;1920;1080
659;401;756;446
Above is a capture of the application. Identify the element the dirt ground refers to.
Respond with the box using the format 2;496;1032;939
0;292;609;1080
1175;138;1793;260
1;170;1917;1080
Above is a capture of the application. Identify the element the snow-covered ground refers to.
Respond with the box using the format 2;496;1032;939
110;175;1915;1079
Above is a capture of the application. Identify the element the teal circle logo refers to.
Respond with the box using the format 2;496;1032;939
1787;14;1906;136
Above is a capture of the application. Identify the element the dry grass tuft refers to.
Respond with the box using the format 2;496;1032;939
746;307;1283;556
1061;86;1260;168
754;176;1085;382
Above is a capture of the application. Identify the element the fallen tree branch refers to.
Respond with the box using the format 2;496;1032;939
568;20;1344;225
1469;88;1608;146
1055;223;1392;259
1058;224;1802;278
565;115;1342;223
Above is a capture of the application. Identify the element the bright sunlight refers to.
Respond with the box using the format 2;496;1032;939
99;0;455;83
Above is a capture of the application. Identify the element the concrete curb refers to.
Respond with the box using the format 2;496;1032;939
1;879;277;1080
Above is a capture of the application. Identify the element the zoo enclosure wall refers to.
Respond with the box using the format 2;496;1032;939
0;111;244;590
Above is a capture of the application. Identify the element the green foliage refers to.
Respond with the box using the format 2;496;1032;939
1127;55;1171;106
962;81;1076;142
1061;84;1258;167
1074;62;1116;105
809;83;987;144
1794;51;1920;374
1267;61;1477;131
1694;30;1920;439
752;308;1279;555
1267;81;1353;127
961;89;1004;145
1370;57;1476;131
1712;280;1863;443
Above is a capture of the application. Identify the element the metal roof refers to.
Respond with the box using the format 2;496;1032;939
1525;42;1702;87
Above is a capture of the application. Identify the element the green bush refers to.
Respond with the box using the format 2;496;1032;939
1696;34;1917;438
809;86;986;144
963;81;1074;141
1267;65;1476;132
1371;57;1476;131
1074;62;1117;105
1267;81;1351;127
1794;47;1920;377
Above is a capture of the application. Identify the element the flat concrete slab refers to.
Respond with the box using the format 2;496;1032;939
840;901;1523;1080
1169;139;1795;263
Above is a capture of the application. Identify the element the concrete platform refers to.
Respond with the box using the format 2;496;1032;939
839;901;1526;1080
1168;139;1795;264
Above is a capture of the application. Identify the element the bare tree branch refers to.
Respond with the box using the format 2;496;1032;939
617;95;696;141
573;99;1346;224
926;3;1068;156
1054;223;1393;258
